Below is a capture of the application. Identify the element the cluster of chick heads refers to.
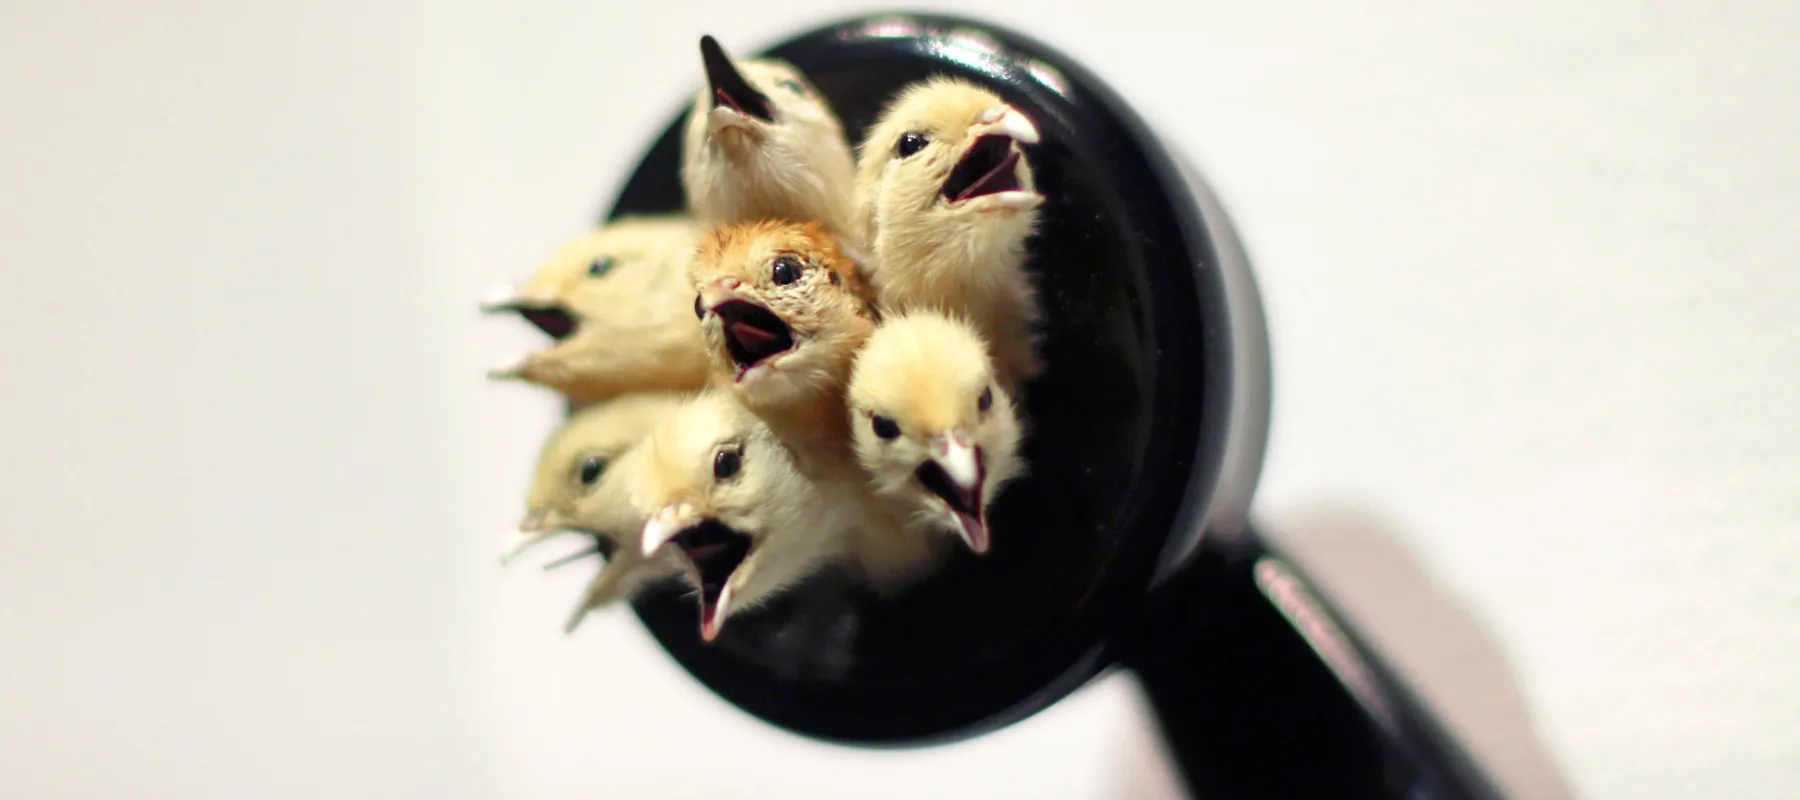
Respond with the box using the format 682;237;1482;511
482;35;1048;643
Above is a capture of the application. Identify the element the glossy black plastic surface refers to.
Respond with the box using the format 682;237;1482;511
601;15;1501;800
1126;529;1505;799
607;13;1229;745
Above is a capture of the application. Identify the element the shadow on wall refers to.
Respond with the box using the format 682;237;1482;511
1106;507;1577;800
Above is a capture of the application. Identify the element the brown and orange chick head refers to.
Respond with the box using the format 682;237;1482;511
854;75;1044;284
680;35;857;241
688;220;876;411
502;391;690;567
630;391;856;642
848;310;1025;555
481;215;710;403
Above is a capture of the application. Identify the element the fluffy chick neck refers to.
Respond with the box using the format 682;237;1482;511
750;383;857;478
870;225;1042;391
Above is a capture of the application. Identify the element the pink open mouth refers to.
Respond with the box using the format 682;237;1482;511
942;135;1024;204
712;299;794;377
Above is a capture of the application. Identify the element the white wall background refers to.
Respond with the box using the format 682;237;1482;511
1;1;1796;798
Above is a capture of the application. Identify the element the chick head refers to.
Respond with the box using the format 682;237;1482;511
502;391;690;566
689;219;877;412
680;36;854;221
847;309;1025;555
631;391;849;642
482;216;708;401
855;76;1044;275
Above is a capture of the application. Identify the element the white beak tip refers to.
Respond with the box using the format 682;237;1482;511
707;106;756;133
499;529;540;565
702;277;747;304
564;607;590;635
641;511;690;557
501;526;574;566
486;359;527;380
935;442;982;494
993;191;1044;211
954;512;990;555
479;284;521;310
1000;108;1040;145
699;584;734;643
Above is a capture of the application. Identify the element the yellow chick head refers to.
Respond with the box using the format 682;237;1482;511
482;216;711;403
556;436;689;634
504;393;694;634
631;391;854;642
680;35;858;241
847;310;1026;555
854;75;1044;285
503;391;689;566
688;219;877;414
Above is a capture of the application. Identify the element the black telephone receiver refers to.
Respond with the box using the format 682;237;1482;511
601;13;1504;799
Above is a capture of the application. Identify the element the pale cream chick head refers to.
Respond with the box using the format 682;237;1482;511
556;437;692;634
688;220;877;413
631;391;853;642
482;216;709;402
854;76;1044;291
503;391;691;566
680;36;856;235
507;395;694;633
847;310;1026;555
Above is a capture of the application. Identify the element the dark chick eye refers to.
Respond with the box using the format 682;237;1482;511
897;132;928;158
771;255;802;285
713;447;742;481
871;415;901;440
588;257;616;277
578;456;605;486
694;293;705;318
776;79;805;94
978;386;994;413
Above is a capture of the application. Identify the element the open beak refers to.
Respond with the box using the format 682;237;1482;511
940;104;1043;211
480;284;564;382
936;433;981;490
700;582;735;642
697;277;749;311
479;284;559;314
479;283;522;313
642;513;755;642
479;282;580;355
675;519;756;643
500;509;574;565
707;106;764;140
976;104;1040;145
700;34;774;126
486;353;532;381
640;503;703;557
700;279;795;377
916;431;990;554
